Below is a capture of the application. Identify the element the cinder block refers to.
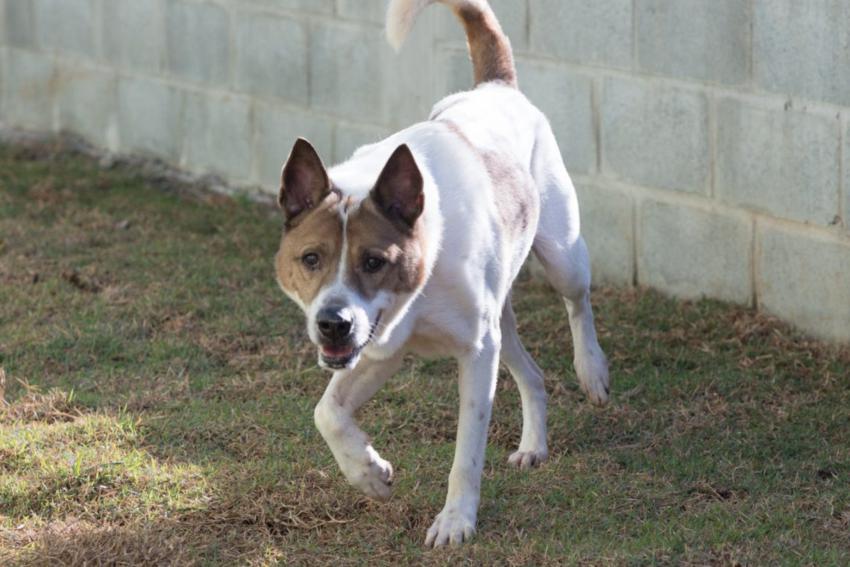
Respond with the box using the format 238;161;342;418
517;59;594;175
254;103;334;189
437;0;528;51
55;65;117;149
638;199;752;304
102;0;163;73
575;182;635;285
35;0;97;57
715;97;840;226
244;0;333;14
529;0;632;68
637;0;749;85
754;1;850;107
2;48;55;129
182;92;253;181
337;0;386;24
5;0;36;48
310;21;384;123
380;8;438;129
117;77;182;160
757;222;850;342
234;11;308;104
166;1;229;84
438;48;473;95
333;121;388;164
262;0;334;14
601;77;709;194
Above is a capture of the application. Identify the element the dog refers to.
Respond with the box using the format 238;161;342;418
274;0;610;547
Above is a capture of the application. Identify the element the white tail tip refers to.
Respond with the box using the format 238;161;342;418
386;0;433;51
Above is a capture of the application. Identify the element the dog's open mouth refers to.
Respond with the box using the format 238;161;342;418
319;311;382;370
320;344;359;368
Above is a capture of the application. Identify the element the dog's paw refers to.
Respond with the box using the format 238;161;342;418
507;448;548;469
344;450;394;501
575;347;610;406
425;506;476;547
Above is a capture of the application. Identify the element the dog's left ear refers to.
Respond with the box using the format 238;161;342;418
279;138;330;222
372;144;424;229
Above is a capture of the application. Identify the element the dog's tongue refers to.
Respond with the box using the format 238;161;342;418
322;345;354;358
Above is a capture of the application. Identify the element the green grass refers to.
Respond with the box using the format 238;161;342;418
1;141;849;565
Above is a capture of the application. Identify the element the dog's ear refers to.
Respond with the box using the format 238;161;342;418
372;144;424;229
279;138;330;221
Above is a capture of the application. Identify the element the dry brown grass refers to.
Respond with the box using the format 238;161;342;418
1;141;849;565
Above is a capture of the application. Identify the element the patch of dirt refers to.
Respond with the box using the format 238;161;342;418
61;268;102;294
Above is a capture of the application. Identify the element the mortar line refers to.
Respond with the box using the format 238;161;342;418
591;75;602;175
228;4;236;89
750;216;758;309
708;92;717;198
38;47;397;131
248;97;259;182
838;112;850;229
156;0;166;74
631;189;639;287
747;0;755;90
305;19;313;108
93;0;104;62
574;173;850;245
631;0;638;71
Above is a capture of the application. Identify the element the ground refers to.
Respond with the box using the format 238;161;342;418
0;141;848;566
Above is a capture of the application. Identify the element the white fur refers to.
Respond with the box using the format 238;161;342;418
301;0;611;549
386;0;489;50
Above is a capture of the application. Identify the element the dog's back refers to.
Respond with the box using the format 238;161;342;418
379;0;610;405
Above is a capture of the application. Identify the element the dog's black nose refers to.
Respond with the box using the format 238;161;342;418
317;308;353;342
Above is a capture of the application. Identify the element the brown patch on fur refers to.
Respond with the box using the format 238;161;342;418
275;192;343;306
481;151;537;238
440;120;536;238
345;197;427;300
439;120;475;149
453;4;517;88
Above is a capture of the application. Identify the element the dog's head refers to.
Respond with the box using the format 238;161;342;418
275;139;428;370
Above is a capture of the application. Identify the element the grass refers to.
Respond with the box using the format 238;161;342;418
0;140;848;565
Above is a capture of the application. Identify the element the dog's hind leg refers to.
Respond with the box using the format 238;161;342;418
530;121;610;406
500;298;548;468
314;353;405;501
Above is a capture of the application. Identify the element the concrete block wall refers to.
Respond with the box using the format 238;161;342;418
1;0;848;342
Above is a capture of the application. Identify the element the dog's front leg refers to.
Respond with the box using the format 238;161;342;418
314;353;404;501
425;331;500;547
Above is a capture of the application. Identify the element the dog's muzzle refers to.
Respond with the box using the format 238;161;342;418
316;308;382;370
317;306;357;368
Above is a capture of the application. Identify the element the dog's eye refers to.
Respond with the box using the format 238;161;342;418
302;252;320;270
363;256;386;274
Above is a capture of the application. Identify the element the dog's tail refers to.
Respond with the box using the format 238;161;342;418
386;0;517;88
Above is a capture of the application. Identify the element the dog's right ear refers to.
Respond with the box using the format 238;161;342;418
279;138;330;222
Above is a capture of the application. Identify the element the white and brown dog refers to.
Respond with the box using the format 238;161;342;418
275;0;610;547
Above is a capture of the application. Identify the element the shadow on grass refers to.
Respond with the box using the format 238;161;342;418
2;143;850;565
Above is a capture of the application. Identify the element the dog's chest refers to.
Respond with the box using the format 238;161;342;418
400;316;471;359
